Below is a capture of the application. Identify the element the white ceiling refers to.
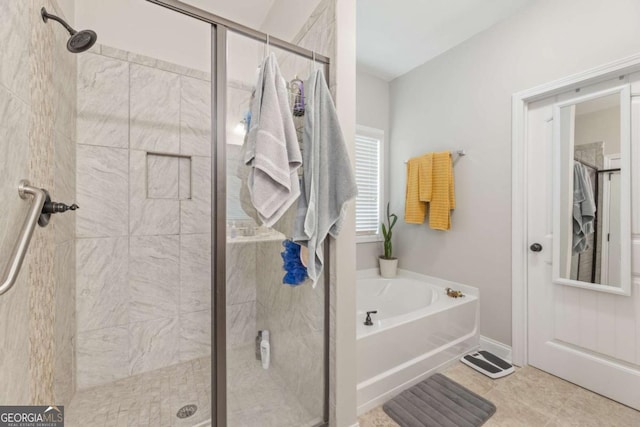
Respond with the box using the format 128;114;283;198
183;0;276;29
357;0;534;81
183;0;321;42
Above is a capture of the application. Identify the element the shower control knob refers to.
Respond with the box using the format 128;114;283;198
43;201;79;214
37;189;79;227
530;243;543;252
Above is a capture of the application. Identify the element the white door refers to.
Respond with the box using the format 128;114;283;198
526;80;640;410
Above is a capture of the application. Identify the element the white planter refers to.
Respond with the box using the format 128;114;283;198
379;258;398;278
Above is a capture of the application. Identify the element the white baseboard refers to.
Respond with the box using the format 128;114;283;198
479;335;513;363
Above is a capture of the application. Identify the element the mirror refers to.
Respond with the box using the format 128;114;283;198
553;86;631;295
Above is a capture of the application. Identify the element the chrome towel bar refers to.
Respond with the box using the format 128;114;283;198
0;180;47;296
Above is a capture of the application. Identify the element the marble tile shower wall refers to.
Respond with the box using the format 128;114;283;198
0;0;76;405
256;242;325;418
75;45;213;389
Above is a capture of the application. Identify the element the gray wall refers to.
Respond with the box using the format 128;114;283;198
388;0;640;345
75;45;212;389
356;69;390;270
0;0;77;405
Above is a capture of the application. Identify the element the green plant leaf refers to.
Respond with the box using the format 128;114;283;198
389;213;398;230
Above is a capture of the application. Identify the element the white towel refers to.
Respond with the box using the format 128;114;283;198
243;53;301;227
293;69;358;286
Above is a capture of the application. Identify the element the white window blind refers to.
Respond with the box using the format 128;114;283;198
355;127;383;240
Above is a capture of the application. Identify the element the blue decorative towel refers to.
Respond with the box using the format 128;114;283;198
281;240;308;286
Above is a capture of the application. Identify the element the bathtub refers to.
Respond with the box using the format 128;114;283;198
356;269;479;414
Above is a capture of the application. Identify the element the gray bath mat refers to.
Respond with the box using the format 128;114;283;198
382;373;496;427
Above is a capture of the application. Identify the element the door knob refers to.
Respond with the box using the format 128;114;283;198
530;243;543;252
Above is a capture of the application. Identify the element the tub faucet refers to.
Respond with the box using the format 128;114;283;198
364;310;377;326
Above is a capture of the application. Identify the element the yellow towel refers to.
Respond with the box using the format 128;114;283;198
404;154;432;224
404;151;455;230
429;151;455;230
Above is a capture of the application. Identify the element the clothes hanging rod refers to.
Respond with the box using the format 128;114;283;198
145;0;331;65
575;159;621;174
404;150;466;164
598;168;621;173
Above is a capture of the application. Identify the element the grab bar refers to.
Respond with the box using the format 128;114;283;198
0;180;47;296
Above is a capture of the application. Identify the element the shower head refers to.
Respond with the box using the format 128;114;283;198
67;30;98;53
41;7;97;53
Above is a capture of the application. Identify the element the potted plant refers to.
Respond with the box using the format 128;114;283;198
379;203;398;278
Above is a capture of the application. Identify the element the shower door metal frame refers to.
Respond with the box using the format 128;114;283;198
145;2;331;426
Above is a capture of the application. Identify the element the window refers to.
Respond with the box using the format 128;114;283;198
355;125;384;243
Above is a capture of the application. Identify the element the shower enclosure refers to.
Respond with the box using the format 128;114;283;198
0;0;333;426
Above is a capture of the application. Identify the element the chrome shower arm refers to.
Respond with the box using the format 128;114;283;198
0;180;47;296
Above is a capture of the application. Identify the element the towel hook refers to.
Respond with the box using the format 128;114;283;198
310;50;317;75
263;34;270;58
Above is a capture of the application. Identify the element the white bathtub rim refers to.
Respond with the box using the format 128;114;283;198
356;269;479;339
357;269;479;298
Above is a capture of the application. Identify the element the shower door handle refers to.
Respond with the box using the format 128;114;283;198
0;180;47;296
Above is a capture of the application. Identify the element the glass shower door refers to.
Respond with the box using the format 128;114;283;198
222;30;326;427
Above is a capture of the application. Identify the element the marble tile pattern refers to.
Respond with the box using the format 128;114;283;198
77;53;129;149
181;76;211;157
76;145;129;237
76;46;214;388
130;64;181;153
254;240;325;418
76;237;129;332
67;356;212;427
53;131;76;244
180;155;212;234
0;81;31;404
67;346;320;427
180;233;211;313
76;326;129;389
0;79;31;404
52;16;76;142
227;241;257;305
179;157;192;200
227;345;322;427
147;153;180;199
179;310;212;362
227;301;257;349
53;240;76;404
11;0;78;406
129;149;180;236
129;235;180;323
129;317;180;375
28;0;57;405
0;0;30;103
358;363;640;427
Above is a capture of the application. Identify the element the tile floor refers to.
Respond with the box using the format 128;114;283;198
66;345;321;427
358;363;640;427
66;356;211;427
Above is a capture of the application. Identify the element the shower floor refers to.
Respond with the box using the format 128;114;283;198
66;345;320;427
